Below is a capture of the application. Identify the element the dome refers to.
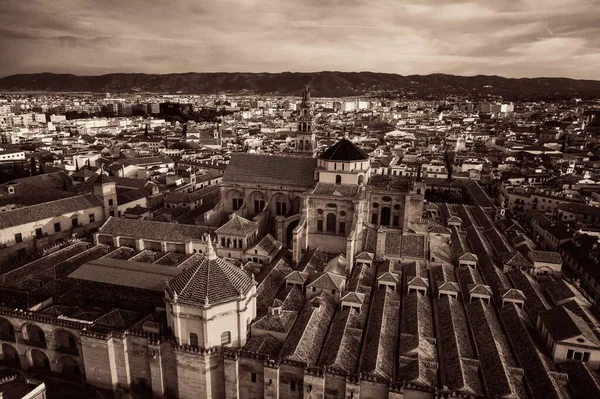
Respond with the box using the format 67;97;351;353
319;138;369;161
167;240;254;307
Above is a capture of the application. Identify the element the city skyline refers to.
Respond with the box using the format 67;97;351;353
1;0;600;79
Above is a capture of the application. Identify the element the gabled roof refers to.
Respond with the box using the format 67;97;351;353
307;272;345;291
0;193;102;229
501;288;526;301
99;217;208;241
215;215;258;237
340;291;365;305
468;284;493;296
319;138;369;161
529;250;562;265
285;270;308;284
437;281;460;293
459;252;479;262
377;271;400;284
355;251;375;261
500;251;532;268
539;306;600;346
223;153;316;187
407;276;429;288
324;254;347;275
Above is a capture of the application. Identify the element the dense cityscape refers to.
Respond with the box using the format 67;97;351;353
0;85;599;399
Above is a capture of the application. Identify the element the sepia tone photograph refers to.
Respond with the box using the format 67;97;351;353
0;1;599;398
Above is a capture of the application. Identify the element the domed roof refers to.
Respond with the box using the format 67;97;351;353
167;240;254;307
319;139;369;161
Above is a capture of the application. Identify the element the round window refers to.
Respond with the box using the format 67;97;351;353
382;196;392;202
340;211;346;217
373;203;379;209
394;204;401;210
577;338;585;343
317;209;323;215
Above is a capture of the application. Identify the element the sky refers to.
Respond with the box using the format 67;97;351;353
1;0;599;79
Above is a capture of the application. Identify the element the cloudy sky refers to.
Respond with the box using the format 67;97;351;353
1;0;599;79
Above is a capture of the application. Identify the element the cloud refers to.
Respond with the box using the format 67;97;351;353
0;0;598;79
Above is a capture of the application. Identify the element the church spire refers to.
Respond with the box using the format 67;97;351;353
301;85;311;106
206;236;217;260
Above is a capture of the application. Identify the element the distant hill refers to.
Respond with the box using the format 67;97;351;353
1;71;600;99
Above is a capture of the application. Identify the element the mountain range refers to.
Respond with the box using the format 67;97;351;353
1;72;599;99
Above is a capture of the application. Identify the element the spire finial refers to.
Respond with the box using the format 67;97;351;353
206;236;217;260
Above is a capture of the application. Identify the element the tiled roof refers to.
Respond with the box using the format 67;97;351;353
542;279;576;306
252;311;298;333
215;215;258;237
244;334;283;357
223;153;316;187
468;284;493;296
68;257;182;291
324;253;347;275
318;307;363;373
401;234;427;259
500;304;567;399
281;294;336;364
256;259;293;316
340;291;365;305
0;193;102;229
360;287;400;380
252;234;281;256
501;288;526;301
319;138;369;161
539;306;600;346
506;270;551;319
557;360;600;399
310;183;360;197
99;217;208;241
500;251;532;268
466;300;519;397
435;295;482;395
355;251;375;261
167;242;254;307
529;251;562;264
308;272;345;291
117;187;150;205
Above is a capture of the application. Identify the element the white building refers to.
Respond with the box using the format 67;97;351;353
165;239;256;348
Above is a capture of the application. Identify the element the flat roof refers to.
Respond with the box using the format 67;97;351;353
68;257;184;291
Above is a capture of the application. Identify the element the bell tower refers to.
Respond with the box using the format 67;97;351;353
296;86;316;156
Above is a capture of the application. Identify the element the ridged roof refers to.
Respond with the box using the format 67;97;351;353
167;240;254;307
319;139;369;161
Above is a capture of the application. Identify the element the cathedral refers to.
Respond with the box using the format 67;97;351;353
0;88;441;399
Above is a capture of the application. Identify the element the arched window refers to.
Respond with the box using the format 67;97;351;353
221;331;231;345
25;324;46;348
381;207;391;226
275;194;288;216
326;213;337;233
335;175;342;185
189;333;198;347
358;175;364;185
0;318;15;341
